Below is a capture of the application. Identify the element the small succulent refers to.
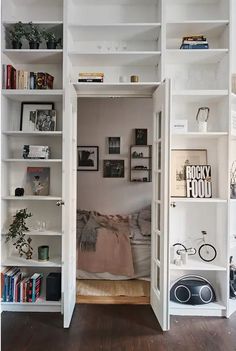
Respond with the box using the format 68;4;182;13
25;22;42;43
8;22;25;43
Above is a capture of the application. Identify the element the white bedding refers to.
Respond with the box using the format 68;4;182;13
77;242;151;280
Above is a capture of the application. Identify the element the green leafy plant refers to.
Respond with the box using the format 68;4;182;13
42;29;62;48
25;22;42;43
6;209;33;259
7;22;25;48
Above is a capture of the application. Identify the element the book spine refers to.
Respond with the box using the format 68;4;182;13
183;40;208;45
23;71;28;90
30;72;35;89
6;65;12;89
2;65;6;89
180;44;209;49
78;79;104;82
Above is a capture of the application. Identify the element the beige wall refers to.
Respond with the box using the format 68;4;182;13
77;97;153;214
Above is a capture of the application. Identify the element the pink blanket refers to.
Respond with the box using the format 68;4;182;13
77;214;134;277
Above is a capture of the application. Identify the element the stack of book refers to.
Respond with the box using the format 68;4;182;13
78;72;104;83
180;35;209;50
2;64;54;89
1;267;43;303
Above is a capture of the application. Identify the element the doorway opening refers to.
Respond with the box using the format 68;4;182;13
76;96;153;304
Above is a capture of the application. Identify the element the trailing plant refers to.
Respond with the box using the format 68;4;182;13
6;209;33;260
25;22;42;44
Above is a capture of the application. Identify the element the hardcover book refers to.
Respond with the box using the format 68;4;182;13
26;167;50;196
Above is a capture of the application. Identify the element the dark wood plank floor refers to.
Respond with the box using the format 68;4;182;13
2;305;236;351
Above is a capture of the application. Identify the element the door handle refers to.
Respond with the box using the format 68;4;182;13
56;200;65;207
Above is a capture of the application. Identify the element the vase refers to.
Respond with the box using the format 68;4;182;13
38;245;49;261
29;41;40;49
12;41;22;49
46;41;57;49
231;184;236;199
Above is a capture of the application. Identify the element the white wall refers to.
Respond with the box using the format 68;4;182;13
233;0;236;72
77;97;153;214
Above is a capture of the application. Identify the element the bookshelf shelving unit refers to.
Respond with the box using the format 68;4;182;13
1;0;235;330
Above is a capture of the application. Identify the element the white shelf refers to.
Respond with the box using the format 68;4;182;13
68;51;161;66
166;49;228;64
3;21;63;28
2;89;63;102
172;132;228;139
73;82;160;96
68;23;161;41
2;229;62;236
3;159;62;163
170;198;227;203
2;196;62;201
170;258;226;271
2;256;62;267
172;90;229;102
2;131;62;136
232;93;236;100
1;296;61;312
2;49;63;64
170;301;226;317
166;20;229;39
1;298;61;306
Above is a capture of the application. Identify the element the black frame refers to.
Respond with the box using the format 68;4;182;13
135;128;148;145
20;102;55;131
77;146;99;171
103;160;125;178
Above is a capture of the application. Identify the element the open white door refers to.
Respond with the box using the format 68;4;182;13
62;86;77;328
151;79;170;331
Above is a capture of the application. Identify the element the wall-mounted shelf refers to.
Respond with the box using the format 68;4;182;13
2;196;62;201
3;49;63;64
2;89;63;101
172;132;228;139
69;51;161;66
2;256;62;267
166;49;228;64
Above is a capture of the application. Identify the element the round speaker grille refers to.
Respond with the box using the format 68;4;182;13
174;285;191;303
199;285;213;303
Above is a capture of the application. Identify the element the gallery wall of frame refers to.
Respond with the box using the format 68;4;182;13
1;0;236;331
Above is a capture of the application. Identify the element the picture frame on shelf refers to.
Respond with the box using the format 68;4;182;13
108;137;121;154
77;146;99;171
171;149;207;197
20;102;54;132
26;167;50;196
35;110;57;131
103;160;125;178
135;128;148;145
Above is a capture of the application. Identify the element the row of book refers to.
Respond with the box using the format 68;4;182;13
180;35;209;50
2;64;54;89
1;267;42;303
78;72;104;83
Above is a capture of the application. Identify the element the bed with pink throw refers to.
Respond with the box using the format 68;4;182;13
77;208;151;280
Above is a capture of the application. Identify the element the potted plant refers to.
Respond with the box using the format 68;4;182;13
6;209;33;260
7;21;25;49
25;22;42;49
42;29;62;49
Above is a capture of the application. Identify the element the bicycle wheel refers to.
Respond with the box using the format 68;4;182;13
173;243;187;256
198;244;217;262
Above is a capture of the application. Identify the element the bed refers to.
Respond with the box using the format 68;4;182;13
76;207;151;280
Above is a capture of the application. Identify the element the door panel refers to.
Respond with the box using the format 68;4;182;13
62;86;77;328
151;80;170;331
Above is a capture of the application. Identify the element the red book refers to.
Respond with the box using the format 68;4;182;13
6;65;12;89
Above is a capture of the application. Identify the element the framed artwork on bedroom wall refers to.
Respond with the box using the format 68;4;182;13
77;146;99;171
108;137;121;154
171;149;207;197
103;160;125;178
135;128;148;145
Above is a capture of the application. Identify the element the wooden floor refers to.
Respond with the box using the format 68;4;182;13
77;279;150;304
2;305;236;351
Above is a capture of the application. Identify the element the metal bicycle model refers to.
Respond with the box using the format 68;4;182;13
173;231;217;263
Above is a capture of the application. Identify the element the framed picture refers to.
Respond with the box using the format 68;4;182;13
20;102;54;132
78;146;99;171
35;110;56;131
135;128;148;145
108;137;121;154
103;160;125;178
171;149;207;197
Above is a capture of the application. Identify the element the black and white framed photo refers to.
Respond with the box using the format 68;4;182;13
171;149;207;197
20;102;54;132
108;137;121;154
135;128;148;145
78;146;99;171
103;160;125;178
35;110;56;131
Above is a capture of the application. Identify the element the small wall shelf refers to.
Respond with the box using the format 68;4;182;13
130;145;152;182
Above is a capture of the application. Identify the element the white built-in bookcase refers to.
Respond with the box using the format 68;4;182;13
1;0;236;328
